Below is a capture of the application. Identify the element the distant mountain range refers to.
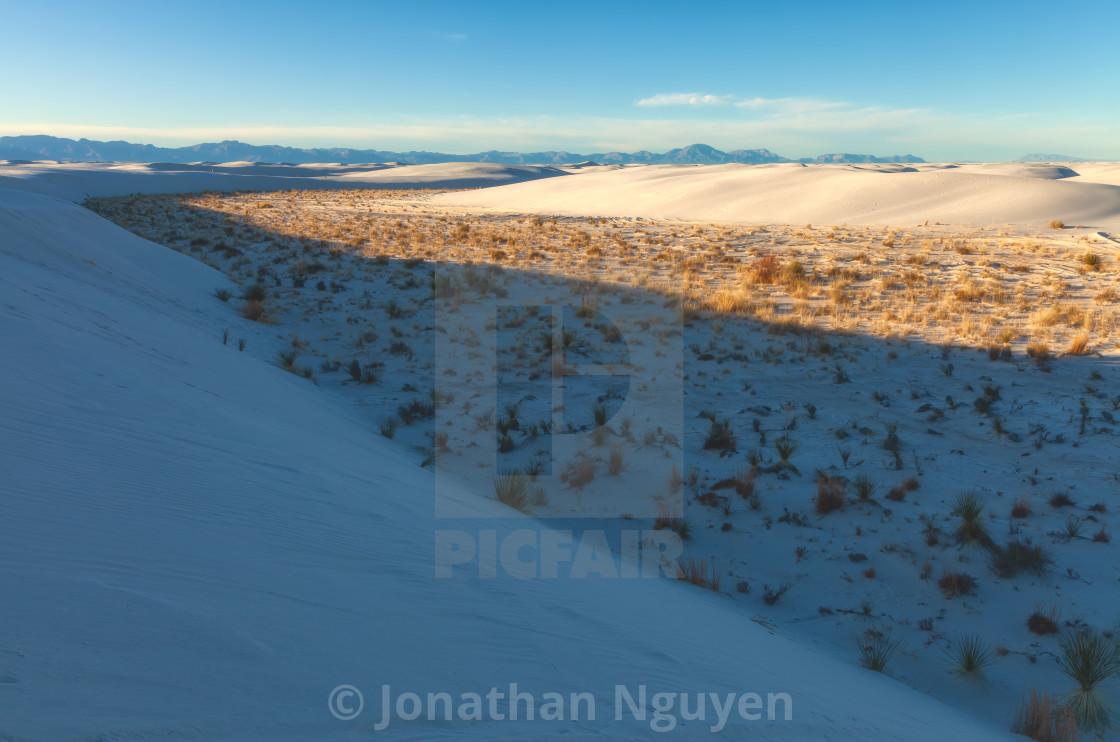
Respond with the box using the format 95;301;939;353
0;135;925;166
1016;153;1092;163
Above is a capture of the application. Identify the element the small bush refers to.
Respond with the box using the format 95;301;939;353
815;477;845;515
563;456;595;488
1028;605;1061;635
242;283;268;302
763;582;791;606
939;570;977;598
1049;219;1066;230
1027;342;1051;365
1012;496;1032;519
1049;491;1076;508
241;299;265;321
990;539;1053;578
703;418;736;451
592;403;609;428
214;288;232;302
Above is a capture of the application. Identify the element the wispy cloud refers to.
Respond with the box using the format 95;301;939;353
636;93;734;107
637;93;849;115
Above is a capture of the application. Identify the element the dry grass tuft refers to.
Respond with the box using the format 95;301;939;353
1065;334;1091;356
1011;688;1077;742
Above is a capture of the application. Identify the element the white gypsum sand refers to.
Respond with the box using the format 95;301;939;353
5;159;1120;739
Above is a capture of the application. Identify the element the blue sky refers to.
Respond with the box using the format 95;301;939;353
2;0;1116;160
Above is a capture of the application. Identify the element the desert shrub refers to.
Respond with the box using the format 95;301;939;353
815;477;845;515
214;287;232;302
1028;604;1061;635
990;539;1053;578
1049;219;1066;230
242;283;268;302
750;255;780;284
1049;491;1076;508
1027;342;1051;365
763;582;791;606
1012;496;1032;519
241;299;265;321
703;418;736;450
939;570;977;598
562;456;595;488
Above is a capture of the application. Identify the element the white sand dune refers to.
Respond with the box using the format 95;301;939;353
437;161;1120;229
0;161;568;202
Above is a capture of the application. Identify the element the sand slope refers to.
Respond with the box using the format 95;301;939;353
437;162;1120;229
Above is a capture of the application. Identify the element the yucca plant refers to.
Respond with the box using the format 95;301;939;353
493;474;531;513
851;473;878;503
774;436;798;461
855;630;902;673
1058;630;1120;731
951;490;989;546
944;633;995;683
276;349;299;370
